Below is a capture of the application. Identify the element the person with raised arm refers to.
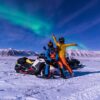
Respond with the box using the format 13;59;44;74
52;34;77;77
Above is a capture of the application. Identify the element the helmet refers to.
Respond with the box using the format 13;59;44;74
48;41;53;48
59;37;65;43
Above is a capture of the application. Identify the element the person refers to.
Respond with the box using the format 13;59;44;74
44;41;67;78
52;34;77;77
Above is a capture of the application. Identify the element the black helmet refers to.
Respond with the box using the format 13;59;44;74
59;37;65;43
48;41;53;48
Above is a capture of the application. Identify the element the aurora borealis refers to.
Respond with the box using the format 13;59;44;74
0;4;52;36
0;0;100;51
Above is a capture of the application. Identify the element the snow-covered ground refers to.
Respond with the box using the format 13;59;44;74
0;57;100;100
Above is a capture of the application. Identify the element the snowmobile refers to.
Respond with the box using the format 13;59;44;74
15;54;84;78
15;57;35;75
32;53;59;77
67;57;85;70
14;55;60;78
15;54;46;76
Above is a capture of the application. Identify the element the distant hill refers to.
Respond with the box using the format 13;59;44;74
0;48;100;57
0;48;35;56
67;50;100;57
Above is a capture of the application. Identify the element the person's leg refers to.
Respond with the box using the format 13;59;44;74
58;61;63;68
58;61;67;78
60;57;73;75
44;65;50;77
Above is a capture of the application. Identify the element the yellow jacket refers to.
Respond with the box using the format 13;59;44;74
52;36;76;58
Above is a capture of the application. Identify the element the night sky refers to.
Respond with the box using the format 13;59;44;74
0;0;100;52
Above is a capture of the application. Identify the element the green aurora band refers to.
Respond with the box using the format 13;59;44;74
0;5;52;36
0;5;88;50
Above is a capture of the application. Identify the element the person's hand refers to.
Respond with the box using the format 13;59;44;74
52;34;55;37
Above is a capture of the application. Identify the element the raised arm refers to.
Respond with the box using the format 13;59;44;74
64;43;77;47
52;34;59;46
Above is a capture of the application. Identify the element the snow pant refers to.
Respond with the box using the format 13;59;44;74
59;57;73;75
44;61;66;78
58;61;67;78
44;65;50;77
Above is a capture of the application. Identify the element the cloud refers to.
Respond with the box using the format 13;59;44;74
57;0;98;28
45;0;63;19
64;16;100;34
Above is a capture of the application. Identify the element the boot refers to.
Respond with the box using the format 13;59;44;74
60;68;67;79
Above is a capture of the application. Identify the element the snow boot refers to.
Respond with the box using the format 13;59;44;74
60;68;67;79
